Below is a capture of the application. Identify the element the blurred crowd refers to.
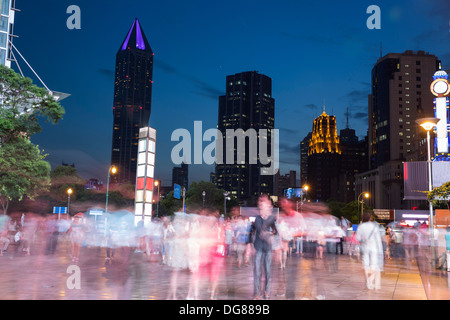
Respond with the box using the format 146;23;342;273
0;196;448;300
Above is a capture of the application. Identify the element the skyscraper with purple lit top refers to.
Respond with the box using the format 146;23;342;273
110;18;154;184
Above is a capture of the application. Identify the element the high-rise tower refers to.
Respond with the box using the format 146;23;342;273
307;108;341;201
356;50;441;209
110;19;153;184
215;71;275;203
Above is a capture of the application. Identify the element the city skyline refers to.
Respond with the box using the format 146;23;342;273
11;0;450;186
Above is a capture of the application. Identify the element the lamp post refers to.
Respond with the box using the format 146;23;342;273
202;191;206;209
105;166;117;214
299;185;309;212
416;117;440;259
303;185;309;201
154;180;160;217
66;188;73;220
223;191;230;216
358;192;369;224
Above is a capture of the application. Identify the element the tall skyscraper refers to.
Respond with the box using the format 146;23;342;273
300;132;312;187
369;50;440;168
357;50;441;209
307;108;341;201
331;127;368;203
0;0;16;68
110;19;153;184
215;71;275;203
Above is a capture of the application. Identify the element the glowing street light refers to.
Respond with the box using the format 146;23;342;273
358;192;369;224
105;166;117;214
202;190;206;209
416;117;441;258
66;188;73;220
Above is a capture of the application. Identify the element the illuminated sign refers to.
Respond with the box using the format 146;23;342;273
134;127;156;225
431;70;450;155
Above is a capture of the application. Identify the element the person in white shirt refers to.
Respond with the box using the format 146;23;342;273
356;212;384;290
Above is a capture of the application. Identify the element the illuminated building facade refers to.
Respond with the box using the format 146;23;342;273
308;109;341;156
357;50;441;210
307;108;341;201
110;18;154;184
215;71;275;203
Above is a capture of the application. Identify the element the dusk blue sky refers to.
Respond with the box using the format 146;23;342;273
13;0;450;186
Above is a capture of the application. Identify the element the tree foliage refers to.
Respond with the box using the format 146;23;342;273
159;181;239;217
0;65;65;214
0;137;50;214
0;65;65;142
428;181;450;209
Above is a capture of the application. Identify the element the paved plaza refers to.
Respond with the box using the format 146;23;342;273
0;236;449;301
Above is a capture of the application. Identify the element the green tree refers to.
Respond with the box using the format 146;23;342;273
0;65;65;214
48;165;86;202
159;191;184;216
0;137;50;214
428;181;450;210
159;181;239;217
326;199;346;218
0;65;64;143
187;181;239;216
340;200;371;224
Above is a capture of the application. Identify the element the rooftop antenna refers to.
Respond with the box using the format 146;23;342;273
346;105;350;129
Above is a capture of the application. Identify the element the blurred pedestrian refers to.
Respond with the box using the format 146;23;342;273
69;213;86;263
0;216;10;255
336;216;349;254
234;216;249;267
403;226;418;267
45;216;59;255
251;195;277;300
445;227;450;272
356;212;384;290
13;227;30;255
166;212;189;300
384;227;393;260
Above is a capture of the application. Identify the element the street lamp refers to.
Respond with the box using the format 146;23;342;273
298;185;309;212
66;188;73;220
105;166;117;214
416;117;441;258
154;180;160;217
202;191;206;209
358;192;369;224
223;191;230;216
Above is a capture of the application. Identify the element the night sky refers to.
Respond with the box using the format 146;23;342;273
13;0;450;186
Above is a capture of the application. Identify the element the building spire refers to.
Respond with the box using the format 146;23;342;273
346;105;349;129
119;18;152;53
